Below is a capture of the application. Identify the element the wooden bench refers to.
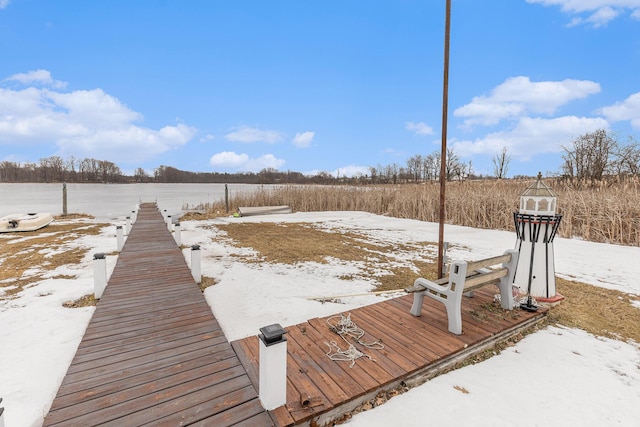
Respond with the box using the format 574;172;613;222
406;249;519;335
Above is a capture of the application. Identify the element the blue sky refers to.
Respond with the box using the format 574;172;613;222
1;0;639;178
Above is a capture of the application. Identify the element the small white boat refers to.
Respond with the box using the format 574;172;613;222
0;213;54;233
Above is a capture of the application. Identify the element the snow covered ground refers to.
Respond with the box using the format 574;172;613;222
1;211;638;426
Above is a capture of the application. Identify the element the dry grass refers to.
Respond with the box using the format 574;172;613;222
0;219;108;301
549;277;640;343
198;275;217;292
63;294;97;308
193;178;640;246
216;222;439;292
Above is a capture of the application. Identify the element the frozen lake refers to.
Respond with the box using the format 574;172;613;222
0;183;265;219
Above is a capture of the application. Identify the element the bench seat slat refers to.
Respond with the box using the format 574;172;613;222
463;267;508;291
465;253;511;273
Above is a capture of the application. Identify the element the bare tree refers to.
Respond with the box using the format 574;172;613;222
492;146;511;179
445;148;461;181
368;166;378;184
562;129;617;181
423;153;439;181
614;136;640;177
406;154;423;182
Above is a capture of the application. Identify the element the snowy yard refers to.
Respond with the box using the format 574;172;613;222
1;211;639;426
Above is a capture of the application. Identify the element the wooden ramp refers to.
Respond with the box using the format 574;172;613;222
44;203;272;426
233;288;547;426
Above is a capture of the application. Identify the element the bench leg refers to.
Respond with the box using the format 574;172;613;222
498;249;519;310
410;292;425;316
445;297;463;335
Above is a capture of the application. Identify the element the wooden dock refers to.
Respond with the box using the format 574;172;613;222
233;289;547;426
44;203;273;426
44;202;547;426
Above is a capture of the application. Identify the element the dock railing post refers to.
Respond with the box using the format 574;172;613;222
258;324;288;410
191;245;201;283
125;216;132;235
93;253;107;299
116;225;124;252
166;215;172;232
131;209;137;224
62;182;68;216
175;222;181;246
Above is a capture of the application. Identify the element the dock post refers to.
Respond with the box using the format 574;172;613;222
125;216;132;235
166;215;172;232
131;209;137;224
116;225;124;252
175;222;181;246
93;253;107;299
258;324;288;410
62;182;68;216
191;245;201;283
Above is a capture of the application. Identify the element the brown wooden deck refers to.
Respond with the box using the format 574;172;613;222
44;203;273;426
233;288;547;426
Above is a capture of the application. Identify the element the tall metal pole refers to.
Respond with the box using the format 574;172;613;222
438;0;452;279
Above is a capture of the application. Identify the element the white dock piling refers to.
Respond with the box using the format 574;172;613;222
191;245;201;283
93;253;107;299
116;225;124;252
259;324;288;410
175;222;181;246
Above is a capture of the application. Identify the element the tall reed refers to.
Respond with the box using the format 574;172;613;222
194;179;640;246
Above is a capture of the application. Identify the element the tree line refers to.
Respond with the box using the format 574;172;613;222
1;129;637;185
371;129;639;185
0;158;369;185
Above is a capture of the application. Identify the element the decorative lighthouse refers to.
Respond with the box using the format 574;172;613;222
513;173;563;311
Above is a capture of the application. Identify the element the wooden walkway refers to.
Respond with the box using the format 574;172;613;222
44;203;272;426
233;288;547;426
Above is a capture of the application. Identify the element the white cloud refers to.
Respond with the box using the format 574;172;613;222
452;115;609;160
527;0;640;27
405;121;434;135
0;0;10;9
56;123;195;161
225;126;283;143
199;133;215;142
334;165;370;178
292;131;315;148
46;89;142;126
598;92;640;129
4;69;67;88
304;165;370;178
454;76;601;127
209;151;249;168
0;70;196;164
209;151;285;172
